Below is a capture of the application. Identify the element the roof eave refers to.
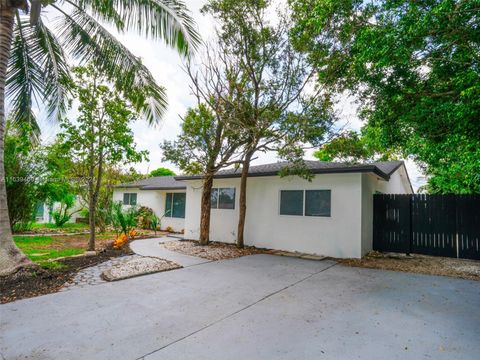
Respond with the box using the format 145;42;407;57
176;166;393;181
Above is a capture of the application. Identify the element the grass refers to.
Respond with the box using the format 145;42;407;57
31;223;89;230
14;235;85;266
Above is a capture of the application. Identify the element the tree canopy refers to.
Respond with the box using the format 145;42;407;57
149;167;176;177
290;0;480;193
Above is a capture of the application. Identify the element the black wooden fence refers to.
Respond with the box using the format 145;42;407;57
373;194;480;260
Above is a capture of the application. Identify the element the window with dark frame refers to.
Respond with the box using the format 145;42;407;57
211;188;235;209
280;190;304;216
305;190;331;217
280;190;331;217
123;193;137;205
165;192;186;218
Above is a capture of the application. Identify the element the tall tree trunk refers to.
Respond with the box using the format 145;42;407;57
89;153;103;251
236;151;253;249
0;5;33;275
199;171;214;245
88;179;96;251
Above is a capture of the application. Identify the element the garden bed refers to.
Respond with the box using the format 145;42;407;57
163;240;266;260
0;248;132;304
339;251;480;281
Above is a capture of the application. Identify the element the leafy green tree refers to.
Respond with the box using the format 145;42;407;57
0;0;200;275
162;104;243;244
149;167;176;177
58;66;148;251
4;121;41;229
314;130;397;163
290;0;480;193
203;0;333;247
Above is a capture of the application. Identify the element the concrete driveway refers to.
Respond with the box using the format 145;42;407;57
1;255;479;360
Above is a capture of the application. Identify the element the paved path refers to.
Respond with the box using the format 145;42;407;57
130;237;210;267
61;255;143;291
62;237;206;290
1;255;478;360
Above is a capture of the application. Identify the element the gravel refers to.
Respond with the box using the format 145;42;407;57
163;240;266;260
339;251;480;281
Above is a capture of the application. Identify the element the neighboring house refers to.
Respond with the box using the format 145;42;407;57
113;177;187;233
35;197;85;224
114;160;413;258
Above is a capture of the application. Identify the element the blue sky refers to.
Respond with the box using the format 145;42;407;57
36;0;425;190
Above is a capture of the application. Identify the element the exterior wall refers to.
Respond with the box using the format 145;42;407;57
36;199;85;224
360;165;413;256
184;179;241;244
113;188;185;232
184;174;365;258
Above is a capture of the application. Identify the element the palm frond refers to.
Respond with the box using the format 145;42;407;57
6;15;72;141
34;19;72;121
53;6;168;124
74;0;202;57
6;16;43;141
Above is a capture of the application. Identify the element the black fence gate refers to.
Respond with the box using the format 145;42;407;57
373;194;480;260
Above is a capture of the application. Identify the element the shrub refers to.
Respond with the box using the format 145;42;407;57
111;201;138;236
12;222;34;233
149;214;160;234
113;234;129;249
165;226;174;233
51;193;78;227
136;206;155;229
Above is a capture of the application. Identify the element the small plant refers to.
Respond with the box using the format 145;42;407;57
113;234;129;249
165;226;174;233
149;214;160;235
51;194;80;227
111;201;138;237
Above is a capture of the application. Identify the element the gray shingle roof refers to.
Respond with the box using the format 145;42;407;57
175;160;405;181
116;176;186;190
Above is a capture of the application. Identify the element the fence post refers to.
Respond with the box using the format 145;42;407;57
407;194;412;256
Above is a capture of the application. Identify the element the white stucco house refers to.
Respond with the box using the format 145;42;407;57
114;176;187;232
114;160;413;258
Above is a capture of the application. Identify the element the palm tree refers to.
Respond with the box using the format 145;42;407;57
0;0;200;275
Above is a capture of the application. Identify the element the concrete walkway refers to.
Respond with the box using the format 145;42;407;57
1;255;478;360
130;237;210;267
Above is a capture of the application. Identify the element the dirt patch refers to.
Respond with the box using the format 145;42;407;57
163;240;266;260
0;248;132;304
339;251;480;281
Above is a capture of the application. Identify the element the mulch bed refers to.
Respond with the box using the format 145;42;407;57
339;251;480;281
163;240;266;260
0;248;132;304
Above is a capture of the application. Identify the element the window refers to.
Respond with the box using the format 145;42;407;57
211;188;235;209
35;202;44;218
305;190;331;217
280;190;304;216
123;193;137;205
165;192;186;218
280;190;331;217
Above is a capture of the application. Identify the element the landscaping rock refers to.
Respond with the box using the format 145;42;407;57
101;257;181;281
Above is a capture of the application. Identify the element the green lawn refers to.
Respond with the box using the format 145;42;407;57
14;235;85;268
31;223;89;230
